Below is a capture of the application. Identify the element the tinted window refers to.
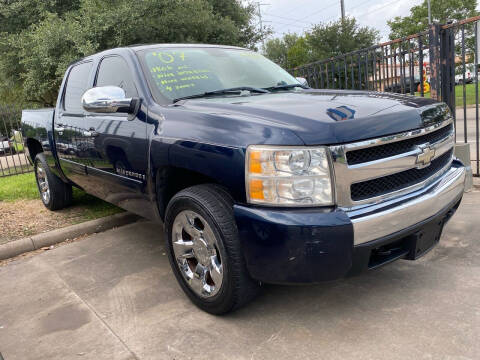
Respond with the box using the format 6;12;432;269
64;62;93;113
96;56;138;98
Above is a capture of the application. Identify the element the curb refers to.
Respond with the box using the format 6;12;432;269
0;212;140;261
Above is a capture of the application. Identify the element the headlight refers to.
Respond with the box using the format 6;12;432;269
245;145;334;206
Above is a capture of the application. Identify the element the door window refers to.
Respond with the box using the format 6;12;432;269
96;56;138;98
64;62;93;113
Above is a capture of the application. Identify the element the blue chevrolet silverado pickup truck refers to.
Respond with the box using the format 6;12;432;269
21;44;466;314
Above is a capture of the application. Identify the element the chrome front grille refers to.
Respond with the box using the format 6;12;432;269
346;123;453;165
330;118;455;210
350;149;453;201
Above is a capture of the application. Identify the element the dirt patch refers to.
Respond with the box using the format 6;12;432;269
0;199;104;245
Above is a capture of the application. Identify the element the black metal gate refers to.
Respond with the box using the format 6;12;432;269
0;105;33;177
290;16;480;177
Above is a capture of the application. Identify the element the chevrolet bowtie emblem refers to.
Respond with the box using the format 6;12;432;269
416;144;435;167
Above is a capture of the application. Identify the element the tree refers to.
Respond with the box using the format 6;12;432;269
264;17;379;69
388;0;478;39
0;0;80;34
388;0;479;70
264;34;305;69
286;37;311;69
0;0;263;106
306;17;379;60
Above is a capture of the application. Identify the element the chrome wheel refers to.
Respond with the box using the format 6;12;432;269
36;162;50;204
172;210;223;298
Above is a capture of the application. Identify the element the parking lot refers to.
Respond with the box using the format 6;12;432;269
0;190;479;360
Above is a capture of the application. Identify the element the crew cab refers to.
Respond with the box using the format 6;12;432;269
22;44;466;314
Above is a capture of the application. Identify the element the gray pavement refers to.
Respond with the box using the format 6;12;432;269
0;190;479;360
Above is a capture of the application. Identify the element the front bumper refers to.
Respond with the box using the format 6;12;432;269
234;160;466;284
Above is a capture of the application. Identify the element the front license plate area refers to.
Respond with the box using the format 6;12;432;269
406;220;444;260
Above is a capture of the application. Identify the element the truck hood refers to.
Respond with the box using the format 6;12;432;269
177;89;449;145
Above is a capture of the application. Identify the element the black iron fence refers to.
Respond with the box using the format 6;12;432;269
290;16;480;177
0;104;33;177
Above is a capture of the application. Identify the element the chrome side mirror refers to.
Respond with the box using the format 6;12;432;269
296;77;308;87
82;86;137;114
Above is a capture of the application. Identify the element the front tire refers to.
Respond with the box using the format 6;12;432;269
165;184;260;314
34;153;72;210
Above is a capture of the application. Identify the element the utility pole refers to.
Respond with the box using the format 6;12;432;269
340;0;345;21
427;0;432;24
257;2;267;51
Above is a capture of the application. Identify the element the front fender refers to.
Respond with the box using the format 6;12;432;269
150;137;246;203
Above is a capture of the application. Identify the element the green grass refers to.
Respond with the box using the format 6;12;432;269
415;83;479;106
0;172;122;220
0;173;39;201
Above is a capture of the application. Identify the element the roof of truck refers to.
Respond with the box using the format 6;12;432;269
128;43;247;52
68;44;250;67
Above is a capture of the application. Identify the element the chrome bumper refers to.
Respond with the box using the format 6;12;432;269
349;162;466;245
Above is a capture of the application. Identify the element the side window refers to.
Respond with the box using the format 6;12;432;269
96;56;138;98
64;62;93;113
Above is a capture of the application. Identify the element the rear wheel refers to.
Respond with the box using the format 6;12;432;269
34;153;72;210
165;184;260;314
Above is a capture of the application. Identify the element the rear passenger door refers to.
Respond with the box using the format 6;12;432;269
81;55;149;215
54;60;93;189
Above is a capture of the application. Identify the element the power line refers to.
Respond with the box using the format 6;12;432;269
273;0;403;38
273;0;340;32
265;2;307;19
264;20;309;29
264;13;314;25
351;0;400;19
346;0;377;13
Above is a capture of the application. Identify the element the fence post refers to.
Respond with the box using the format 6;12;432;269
429;23;442;101
440;25;456;114
441;28;455;116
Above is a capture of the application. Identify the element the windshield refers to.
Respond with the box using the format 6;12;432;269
137;47;299;103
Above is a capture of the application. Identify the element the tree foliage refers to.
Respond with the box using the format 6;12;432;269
263;34;301;70
388;0;478;39
264;17;379;69
0;0;262;106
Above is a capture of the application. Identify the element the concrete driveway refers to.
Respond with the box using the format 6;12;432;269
0;191;479;360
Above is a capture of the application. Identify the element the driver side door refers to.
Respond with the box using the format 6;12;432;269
82;55;150;216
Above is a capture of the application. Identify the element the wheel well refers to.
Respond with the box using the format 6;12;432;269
155;167;221;220
26;138;43;162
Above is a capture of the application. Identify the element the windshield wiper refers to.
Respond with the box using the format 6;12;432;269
173;87;270;103
263;84;309;91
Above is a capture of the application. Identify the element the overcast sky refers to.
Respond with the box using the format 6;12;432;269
255;0;424;42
